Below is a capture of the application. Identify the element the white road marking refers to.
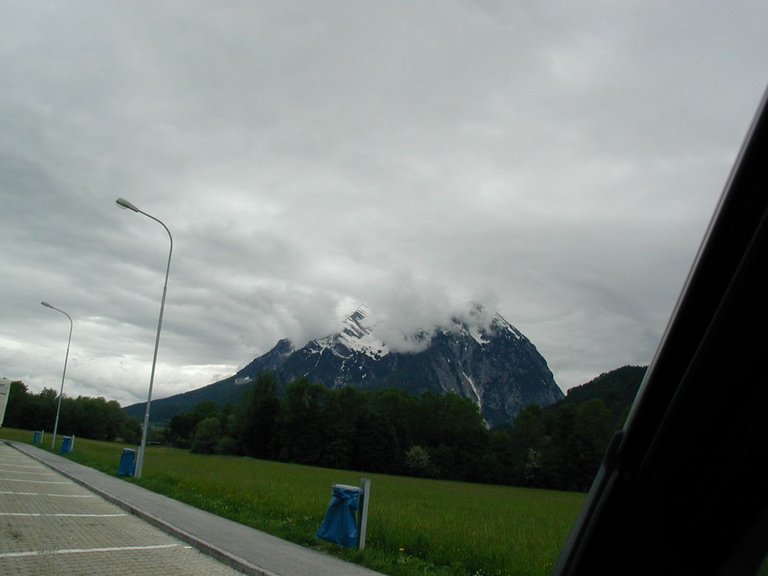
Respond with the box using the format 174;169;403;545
0;468;59;476
0;512;127;517
0;543;182;559
0;490;94;497
2;478;70;484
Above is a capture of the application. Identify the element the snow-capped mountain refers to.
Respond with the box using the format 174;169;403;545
308;307;390;360
234;305;563;427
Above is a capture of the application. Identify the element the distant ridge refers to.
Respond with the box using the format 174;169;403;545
553;365;647;425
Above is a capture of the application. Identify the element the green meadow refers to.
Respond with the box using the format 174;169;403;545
0;428;585;576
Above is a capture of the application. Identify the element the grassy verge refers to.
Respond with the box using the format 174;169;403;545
0;428;584;576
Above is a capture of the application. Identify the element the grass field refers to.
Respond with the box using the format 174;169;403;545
0;427;584;576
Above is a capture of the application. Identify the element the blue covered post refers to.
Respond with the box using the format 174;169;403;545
316;479;371;549
59;436;74;454
118;448;136;477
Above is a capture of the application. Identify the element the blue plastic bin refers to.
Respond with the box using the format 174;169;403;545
59;436;73;454
118;448;136;477
316;484;362;548
33;431;42;445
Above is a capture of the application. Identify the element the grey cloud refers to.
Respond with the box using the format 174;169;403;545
1;1;766;405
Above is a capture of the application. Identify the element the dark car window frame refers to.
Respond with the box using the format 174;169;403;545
553;85;768;576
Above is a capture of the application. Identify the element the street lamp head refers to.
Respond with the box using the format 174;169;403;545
116;197;139;212
41;301;52;309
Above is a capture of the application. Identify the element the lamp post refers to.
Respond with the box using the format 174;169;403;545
41;301;72;450
116;197;173;479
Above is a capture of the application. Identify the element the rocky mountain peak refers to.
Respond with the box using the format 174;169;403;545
233;304;563;426
125;304;564;427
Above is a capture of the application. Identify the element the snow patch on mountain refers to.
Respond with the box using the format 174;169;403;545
306;304;525;364
468;325;490;345
462;370;482;409
307;306;391;360
444;305;524;346
340;307;389;359
491;313;523;340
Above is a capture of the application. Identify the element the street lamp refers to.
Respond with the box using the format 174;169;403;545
116;197;173;479
41;301;72;450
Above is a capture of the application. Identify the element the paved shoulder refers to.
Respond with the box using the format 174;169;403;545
0;442;246;576
6;441;384;576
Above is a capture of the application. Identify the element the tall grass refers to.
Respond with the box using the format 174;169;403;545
1;428;584;576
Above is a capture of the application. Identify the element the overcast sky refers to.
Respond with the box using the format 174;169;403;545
1;1;766;408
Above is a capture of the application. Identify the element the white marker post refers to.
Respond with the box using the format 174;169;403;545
0;378;10;427
358;478;371;550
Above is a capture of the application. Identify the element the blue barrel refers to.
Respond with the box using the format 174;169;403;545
118;448;136;477
316;484;362;548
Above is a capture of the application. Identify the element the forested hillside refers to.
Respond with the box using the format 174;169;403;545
2;365;645;492
554;365;646;426
2;380;140;443
165;366;646;491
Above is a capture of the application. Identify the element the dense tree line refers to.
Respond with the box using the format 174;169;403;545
2;380;141;444
2;366;641;492
167;373;625;491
